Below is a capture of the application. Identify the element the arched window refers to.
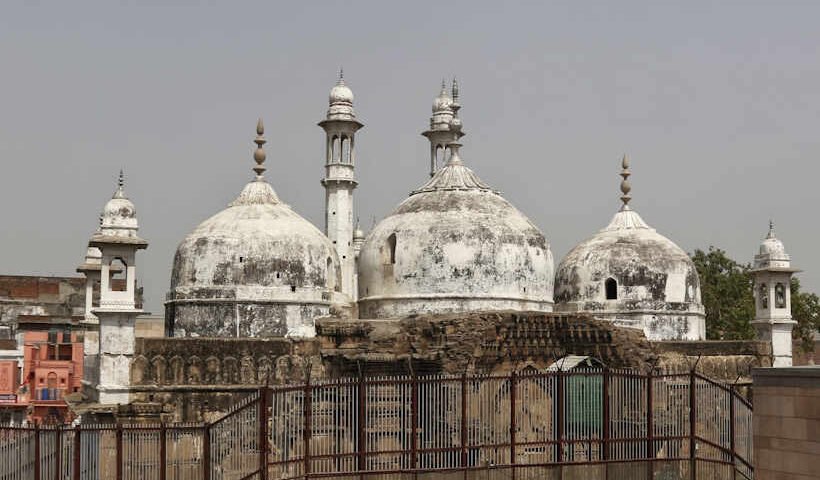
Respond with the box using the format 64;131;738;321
341;137;350;163
387;233;397;265
759;283;768;309
605;278;617;300
332;136;341;163
775;283;786;308
109;258;127;292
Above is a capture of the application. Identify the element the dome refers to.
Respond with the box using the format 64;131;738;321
357;144;554;319
760;237;785;256
554;156;705;340
432;82;453;112
166;121;344;338
99;172;139;236
329;82;354;104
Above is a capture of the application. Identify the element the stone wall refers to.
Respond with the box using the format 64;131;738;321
752;366;820;480
127;311;771;421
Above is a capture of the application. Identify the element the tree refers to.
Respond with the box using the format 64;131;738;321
791;278;820;354
691;247;755;340
692;247;820;352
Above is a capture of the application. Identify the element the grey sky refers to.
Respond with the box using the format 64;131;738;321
1;1;818;314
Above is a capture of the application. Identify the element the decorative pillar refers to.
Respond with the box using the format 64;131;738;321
89;171;148;404
751;222;799;367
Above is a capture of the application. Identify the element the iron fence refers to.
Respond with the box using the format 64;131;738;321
0;369;753;479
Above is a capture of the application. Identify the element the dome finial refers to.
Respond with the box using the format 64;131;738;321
619;154;632;210
338;67;344;85
767;219;776;239
113;169;126;199
253;118;267;178
451;77;459;102
446;141;464;166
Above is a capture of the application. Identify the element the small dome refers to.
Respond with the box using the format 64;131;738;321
329;82;354;104
760;236;785;256
353;226;365;240
98;171;140;237
358;144;554;319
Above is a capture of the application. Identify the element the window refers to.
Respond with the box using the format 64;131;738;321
759;284;768;309
775;283;786;308
605;278;617;300
109;257;128;292
387;233;397;265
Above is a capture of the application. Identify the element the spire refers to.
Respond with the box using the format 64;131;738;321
767;219;776;239
440;78;447;95
253;118;267;178
337;67;344;85
619;154;631;211
113;169;126;199
451;77;459;102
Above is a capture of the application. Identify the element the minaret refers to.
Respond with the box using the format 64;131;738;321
76;238;104;393
751;221;799;367
319;70;363;299
88;171;148;404
422;78;464;177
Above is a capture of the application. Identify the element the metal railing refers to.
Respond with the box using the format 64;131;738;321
0;369;754;479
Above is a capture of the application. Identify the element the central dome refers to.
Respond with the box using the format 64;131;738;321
167;121;344;338
357;144;554;318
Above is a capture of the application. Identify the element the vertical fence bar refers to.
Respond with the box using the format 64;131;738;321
602;368;610;463
410;374;418;472
303;381;312;480
159;423;166;480
260;387;270;480
646;370;654;480
55;427;62;480
203;423;211;480
357;374;366;475
729;387;736;480
460;373;467;480
556;369;564;464
34;423;41;480
510;371;517;479
73;425;81;480
690;371;697;480
115;424;123;480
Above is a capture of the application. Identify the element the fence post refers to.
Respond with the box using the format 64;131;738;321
115;424;123;480
460;373;467;474
646;369;654;480
689;371;697;480
73;425;81;480
160;423;167;480
602;367;610;464
729;386;736;480
203;423;211;480
55;427;62;480
357;373;366;477
510;370;517;478
556;369;564;464
410;374;418;473
34;423;41;480
303;380;311;480
259;387;269;480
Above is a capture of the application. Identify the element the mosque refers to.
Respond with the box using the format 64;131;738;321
77;73;798;405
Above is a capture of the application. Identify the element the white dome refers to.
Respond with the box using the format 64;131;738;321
357;146;554;319
554;208;704;340
329;83;354;104
760;236;785;256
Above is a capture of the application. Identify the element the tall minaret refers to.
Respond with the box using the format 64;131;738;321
751;221;799;367
319;70;363;299
89;171;148;404
422;78;464;177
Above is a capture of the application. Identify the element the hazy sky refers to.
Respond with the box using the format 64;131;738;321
2;1;819;313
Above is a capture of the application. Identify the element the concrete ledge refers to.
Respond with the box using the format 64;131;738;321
753;366;820;387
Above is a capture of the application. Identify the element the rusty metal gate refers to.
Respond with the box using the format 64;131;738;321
0;369;754;479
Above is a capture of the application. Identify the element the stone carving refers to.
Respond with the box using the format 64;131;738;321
205;356;221;384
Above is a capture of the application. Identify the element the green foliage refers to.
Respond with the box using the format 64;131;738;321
691;247;755;340
791;278;820;354
691;247;820;351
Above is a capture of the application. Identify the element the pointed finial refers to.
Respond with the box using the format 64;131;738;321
253;118;267;178
767;219;776;239
440;78;447;95
619;154;632;210
337;67;345;85
112;169;126;198
451;77;459;102
118;169;124;188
